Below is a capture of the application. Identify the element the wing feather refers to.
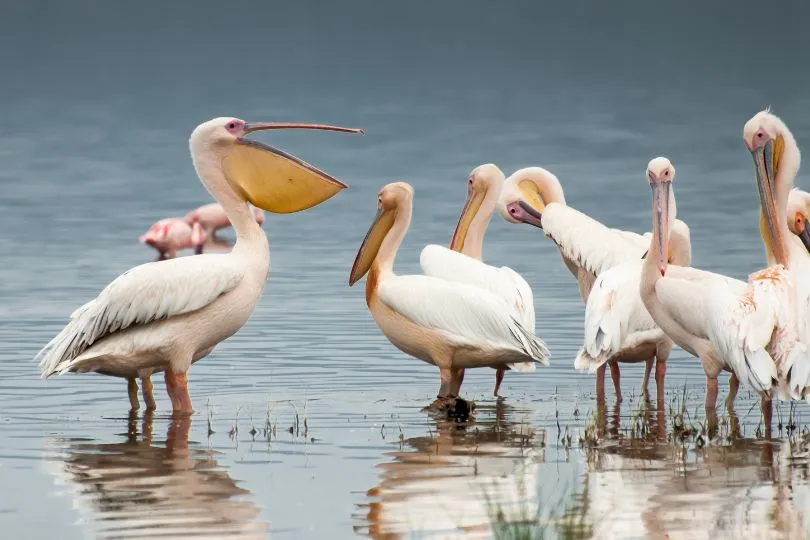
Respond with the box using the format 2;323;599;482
378;275;549;365
36;255;243;377
419;245;535;329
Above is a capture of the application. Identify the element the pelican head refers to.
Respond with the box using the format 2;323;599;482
450;163;504;253
190;117;363;214
349;182;414;286
743;109;800;266
647;157;675;276
498;167;566;228
787;189;810;253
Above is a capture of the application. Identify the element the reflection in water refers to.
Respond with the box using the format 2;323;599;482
43;413;268;539
355;403;543;538
582;401;810;539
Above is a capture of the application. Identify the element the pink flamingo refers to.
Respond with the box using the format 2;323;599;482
185;203;265;240
139;218;206;260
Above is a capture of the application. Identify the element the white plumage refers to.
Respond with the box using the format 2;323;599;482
378;274;548;367
36;255;243;376
419;245;537;372
574;220;691;376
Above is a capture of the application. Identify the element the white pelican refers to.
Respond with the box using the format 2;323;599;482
787;188;810;252
419;164;537;397
575;219;692;403
743;110;810;400
498;167;671;401
639;155;808;434
36;117;362;413
349;182;549;409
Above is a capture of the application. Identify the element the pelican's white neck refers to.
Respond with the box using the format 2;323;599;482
189;136;266;248
463;180;502;261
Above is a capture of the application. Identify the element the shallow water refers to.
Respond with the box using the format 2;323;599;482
3;1;810;538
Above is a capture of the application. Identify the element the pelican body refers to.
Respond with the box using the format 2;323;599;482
498;167;667;401
139;217;206;260
420;164;538;397
37;118;362;413
575;219;692;403
349;182;549;409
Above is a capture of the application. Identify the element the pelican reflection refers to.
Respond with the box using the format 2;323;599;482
355;402;543;538
44;413;268;539
581;425;810;538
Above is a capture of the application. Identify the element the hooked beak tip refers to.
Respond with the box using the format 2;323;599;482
659;265;667;277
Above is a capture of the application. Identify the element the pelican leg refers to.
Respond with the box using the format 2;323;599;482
761;396;773;439
641;358;653;399
429;368;453;409
725;373;739;413
596;364;606;404
609;361;622;402
449;368;465;397
705;376;719;436
127;377;140;411
654;357;666;404
494;368;505;397
165;370;193;414
141;376;156;411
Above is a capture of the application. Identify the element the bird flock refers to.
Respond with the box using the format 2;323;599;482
33;110;810;434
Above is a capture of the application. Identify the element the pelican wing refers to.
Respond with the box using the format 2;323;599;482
653;265;786;394
576;261;661;371
36;255;243;377
378;275;549;365
542;204;648;278
419;244;535;329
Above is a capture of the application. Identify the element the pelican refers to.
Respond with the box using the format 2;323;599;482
575;218;692;403
498;167;666;401
349;182;549;409
36;117;362;413
419;164;537;397
787;188;810;252
639;155;808;433
743;110;810;399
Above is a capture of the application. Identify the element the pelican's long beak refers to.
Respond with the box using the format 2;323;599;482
349;207;395;286
751;135;786;264
222;122;363;214
449;185;486;251
652;181;670;276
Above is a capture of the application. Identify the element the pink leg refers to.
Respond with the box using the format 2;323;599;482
596;364;606;404
761;396;772;439
641;358;653;399
165;370;193;414
127;377;140;411
494;368;505;397
449;368;465;397
609;361;622;402
655;357;666;404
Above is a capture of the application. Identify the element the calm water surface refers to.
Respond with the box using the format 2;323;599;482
2;1;810;538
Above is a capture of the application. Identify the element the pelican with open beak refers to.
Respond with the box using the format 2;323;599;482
37;117;362;413
350;182;549;412
419;164;539;398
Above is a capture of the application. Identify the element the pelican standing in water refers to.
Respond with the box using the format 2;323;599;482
498;167;672;401
640;154;809;433
575;218;692;403
36;117;362;413
743;111;810;400
349;182;549;410
420;164;538;397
